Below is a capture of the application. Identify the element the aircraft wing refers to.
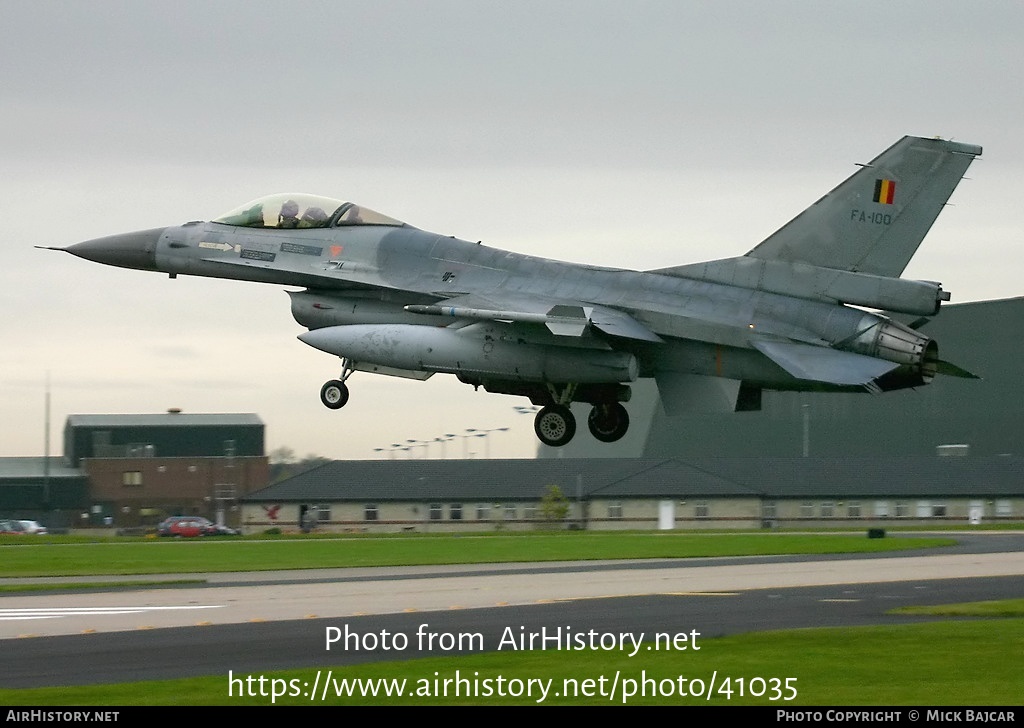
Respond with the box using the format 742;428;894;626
405;293;663;343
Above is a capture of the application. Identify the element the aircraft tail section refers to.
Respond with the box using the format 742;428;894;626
747;136;981;277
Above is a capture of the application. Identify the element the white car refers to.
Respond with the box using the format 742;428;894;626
19;520;47;535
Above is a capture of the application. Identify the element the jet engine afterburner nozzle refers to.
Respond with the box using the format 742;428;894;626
849;316;938;387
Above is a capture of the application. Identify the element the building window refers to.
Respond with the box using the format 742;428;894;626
694;502;709;519
522;506;537;520
316;505;331;522
996;500;1012;518
449;504;463;521
847;502;862;518
122;471;143;487
820;502;835;518
931;503;947;518
800;502;815;518
894;501;909;518
503;504;517;520
874;501;889;518
607;502;623;519
916;501;931;518
429;503;443;521
364;504;378;521
762;501;777;520
476;504;490;520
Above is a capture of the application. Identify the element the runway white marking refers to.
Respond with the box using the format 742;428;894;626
0;605;222;621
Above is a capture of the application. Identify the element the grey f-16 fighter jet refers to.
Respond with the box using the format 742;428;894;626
49;136;982;447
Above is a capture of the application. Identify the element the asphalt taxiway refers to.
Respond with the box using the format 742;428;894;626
1;533;1022;688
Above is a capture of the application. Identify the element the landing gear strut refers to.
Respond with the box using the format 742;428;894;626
319;358;354;410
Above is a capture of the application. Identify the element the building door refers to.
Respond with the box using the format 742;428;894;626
658;500;675;530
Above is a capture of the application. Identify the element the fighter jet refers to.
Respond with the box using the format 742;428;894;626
47;136;981;447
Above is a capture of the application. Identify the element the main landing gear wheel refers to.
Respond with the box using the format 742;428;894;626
588;402;630;443
534;404;576;447
320;379;350;409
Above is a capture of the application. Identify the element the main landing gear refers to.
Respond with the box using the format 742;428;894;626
318;362;631;449
534;405;576;447
587;402;630;443
319;358;354;410
532;385;631;448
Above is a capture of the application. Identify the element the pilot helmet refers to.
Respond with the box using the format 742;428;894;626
281;200;299;218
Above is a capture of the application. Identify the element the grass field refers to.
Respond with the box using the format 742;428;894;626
0;531;955;577
1;531;1016;706
1;617;1020;705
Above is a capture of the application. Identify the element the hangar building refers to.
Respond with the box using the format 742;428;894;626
241;456;1022;533
0;412;268;529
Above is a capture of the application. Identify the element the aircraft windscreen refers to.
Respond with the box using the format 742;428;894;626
213;194;403;229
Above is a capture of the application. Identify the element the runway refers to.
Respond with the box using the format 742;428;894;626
1;533;1022;688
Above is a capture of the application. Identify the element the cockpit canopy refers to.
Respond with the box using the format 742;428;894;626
213;193;404;229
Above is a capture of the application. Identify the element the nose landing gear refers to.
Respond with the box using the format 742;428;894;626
319;358;355;410
320;380;349;409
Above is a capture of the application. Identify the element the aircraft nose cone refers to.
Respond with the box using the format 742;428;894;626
65;227;165;271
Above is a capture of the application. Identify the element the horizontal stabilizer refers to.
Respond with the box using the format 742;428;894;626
752;339;899;386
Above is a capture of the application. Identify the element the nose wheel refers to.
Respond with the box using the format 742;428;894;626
534;405;576;447
319;358;356;410
320;380;350;409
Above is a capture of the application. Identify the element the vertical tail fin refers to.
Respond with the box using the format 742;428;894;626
747;136;981;276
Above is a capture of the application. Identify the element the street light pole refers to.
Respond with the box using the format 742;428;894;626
466;427;510;458
434;435;454;459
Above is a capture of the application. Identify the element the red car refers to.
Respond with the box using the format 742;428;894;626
156;516;238;537
157;516;213;538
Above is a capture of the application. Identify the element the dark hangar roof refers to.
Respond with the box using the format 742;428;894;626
65;413;264;428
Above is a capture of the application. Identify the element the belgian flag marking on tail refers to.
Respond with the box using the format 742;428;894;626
873;179;896;205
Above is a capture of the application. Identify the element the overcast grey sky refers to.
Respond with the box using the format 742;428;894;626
2;1;1022;460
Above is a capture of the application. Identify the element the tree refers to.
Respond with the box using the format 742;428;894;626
269;448;329;484
269;446;297;465
539;484;569;523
